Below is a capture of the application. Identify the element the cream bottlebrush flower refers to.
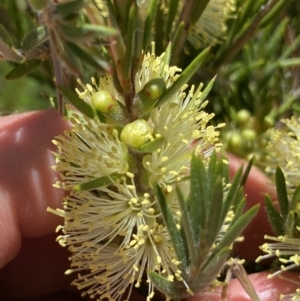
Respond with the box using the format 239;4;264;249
159;0;236;49
54;176;180;300
52;111;129;189
257;234;300;277
256;234;300;300
49;48;222;301
187;0;236;49
136;48;224;189
266;116;300;191
258;118;300;300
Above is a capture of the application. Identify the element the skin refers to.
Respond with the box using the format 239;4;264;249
0;109;299;301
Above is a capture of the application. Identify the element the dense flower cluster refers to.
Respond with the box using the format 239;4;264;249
258;116;300;300
48;48;225;300
185;0;236;48
266;117;300;192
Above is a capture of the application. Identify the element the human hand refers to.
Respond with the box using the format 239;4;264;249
0;110;298;301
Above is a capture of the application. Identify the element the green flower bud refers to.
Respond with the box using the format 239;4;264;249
143;78;166;100
228;132;242;149
120;119;152;148
241;129;256;141
91;90;115;113
236;109;251;126
263;115;275;129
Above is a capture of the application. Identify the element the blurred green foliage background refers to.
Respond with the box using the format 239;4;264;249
0;61;51;114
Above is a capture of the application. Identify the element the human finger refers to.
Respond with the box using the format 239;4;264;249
0;109;69;269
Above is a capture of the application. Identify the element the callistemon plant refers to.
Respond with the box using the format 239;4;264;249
30;0;262;300
46;44;259;301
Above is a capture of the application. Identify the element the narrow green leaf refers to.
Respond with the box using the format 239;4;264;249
230;60;264;82
156;185;188;271
222;155;230;184
5;0;24;39
239;157;253;187
82;24;119;36
279;58;300;68
289;185;300;212
220;167;243;223
225;0;257;46
275;166;289;218
22;26;48;52
171;21;185;62
153;0;164;54
164;0;180;43
0;24;13;47
286;211;295;238
190;0;210;25
199;75;216;103
131;13;144;73
74;173;120;191
160;42;172;77
259;0;294;29
280;34;300;60
151;249;230;298
139;136;165;152
207;151;217;185
154;47;210;108
105;0;126;62
5;60;42;80
211;205;259;259
55;0;87;17
265;195;284;236
264;18;288;58
124;4;137;79
0;25;23;62
149;271;188;299
189;153;207;245
176;185;197;267
229;197;246;225
0;42;23;62
58;25;92;42
191;247;230;292
206;152;223;207
59;86;105;121
206;176;224;248
60;24;119;43
143;0;158;51
66;42;110;72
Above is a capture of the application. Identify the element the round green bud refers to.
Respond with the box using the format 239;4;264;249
241;128;256;141
228;132;242;149
27;0;48;10
143;78;166;100
236;109;251;126
91;90;115;113
263;115;275;129
120;119;152;148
